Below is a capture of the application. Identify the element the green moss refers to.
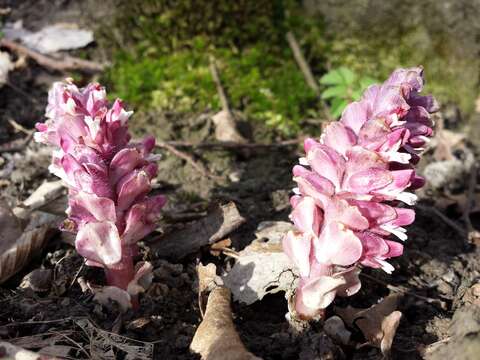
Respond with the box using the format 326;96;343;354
104;38;318;135
101;0;479;135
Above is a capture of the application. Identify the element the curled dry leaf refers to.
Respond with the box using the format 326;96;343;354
16;180;65;217
0;200;59;284
191;263;261;360
335;293;403;355
197;263;223;317
224;233;298;305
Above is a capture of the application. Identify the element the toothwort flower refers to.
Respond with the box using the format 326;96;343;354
283;67;438;319
35;79;166;298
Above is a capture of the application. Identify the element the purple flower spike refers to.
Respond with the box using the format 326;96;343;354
284;67;437;319
35;80;166;305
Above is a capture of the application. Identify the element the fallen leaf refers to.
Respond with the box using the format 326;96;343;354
323;315;351;345
212;110;247;143
4;22;94;54
335;293;403;355
151;202;246;260
19;269;52;292
89;284;132;313
0;341;59;359
17;180;65;217
197;263;223;317
223;234;298;305
0;50;13;88
254;221;295;243
191;264;261;360
39;345;74;358
0;201;59;284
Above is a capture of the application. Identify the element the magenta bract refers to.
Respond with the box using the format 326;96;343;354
35;79;166;293
284;67;438;319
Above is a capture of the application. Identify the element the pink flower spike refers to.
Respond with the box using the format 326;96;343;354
284;67;437;320
35;80;166;305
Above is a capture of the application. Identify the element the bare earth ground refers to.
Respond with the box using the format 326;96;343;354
1;1;480;359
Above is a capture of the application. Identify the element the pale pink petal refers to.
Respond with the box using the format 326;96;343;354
116;170;151;211
283;231;312;277
76;221;122;266
290;197;322;236
341;101;369;134
316;222;363;266
306;144;345;189
109;148;143;184
322;122;357;156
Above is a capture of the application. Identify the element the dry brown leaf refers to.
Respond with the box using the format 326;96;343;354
210;238;232;257
152;202;246;260
197;263;223;317
335;293;403;355
0;201;59;284
190;286;261;360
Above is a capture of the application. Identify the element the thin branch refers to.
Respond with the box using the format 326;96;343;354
0;38;104;73
164;139;300;150
286;31;320;95
416;204;467;238
360;273;447;307
155;141;222;181
463;162;478;236
0;131;34;154
209;56;232;115
286;31;332;121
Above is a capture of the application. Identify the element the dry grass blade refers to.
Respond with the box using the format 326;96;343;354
0;201;59;284
191;266;262;360
76;318;154;360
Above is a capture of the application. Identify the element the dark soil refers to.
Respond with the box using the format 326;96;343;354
1;1;480;360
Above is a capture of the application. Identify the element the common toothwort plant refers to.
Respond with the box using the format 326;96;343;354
283;67;438;319
35;79;166;304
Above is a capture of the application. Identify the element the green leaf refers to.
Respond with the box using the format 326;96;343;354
320;69;344;85
351;89;363;101
330;97;348;118
321;85;348;100
337;67;356;84
359;77;377;89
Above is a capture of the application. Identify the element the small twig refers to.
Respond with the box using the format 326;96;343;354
6;82;40;105
155;141;222;181
216;247;240;259
69;259;87;290
286;31;319;96
360;273;447;307
286;31;332;121
463;162;478;236
0;131;34;154
416;204;467;238
48;330;90;358
8;119;34;135
209;56;232;116
0;38;104;73
165;139;300;150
